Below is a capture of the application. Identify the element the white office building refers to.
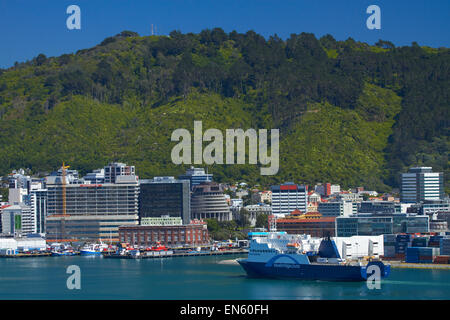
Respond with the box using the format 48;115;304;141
401;167;444;203
271;183;307;217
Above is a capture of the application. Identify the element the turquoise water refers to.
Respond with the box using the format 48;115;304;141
0;255;449;299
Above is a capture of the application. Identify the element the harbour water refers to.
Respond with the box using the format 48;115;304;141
0;255;449;300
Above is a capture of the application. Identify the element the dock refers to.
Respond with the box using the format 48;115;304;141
389;262;450;270
103;249;248;259
0;252;52;258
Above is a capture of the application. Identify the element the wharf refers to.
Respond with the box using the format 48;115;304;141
103;249;248;259
0;252;51;258
389;262;450;270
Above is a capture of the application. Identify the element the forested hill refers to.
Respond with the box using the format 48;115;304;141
0;29;448;193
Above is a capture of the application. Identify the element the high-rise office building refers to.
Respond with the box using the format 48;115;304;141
401;167;444;203
45;166;139;242
139;177;191;224
271;183;308;217
29;189;47;234
179;167;213;190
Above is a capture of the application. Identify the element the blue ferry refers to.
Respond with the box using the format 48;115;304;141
238;232;390;282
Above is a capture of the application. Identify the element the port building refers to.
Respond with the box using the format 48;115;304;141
335;213;429;237
118;220;209;247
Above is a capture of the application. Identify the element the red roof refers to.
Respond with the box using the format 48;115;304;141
0;204;12;210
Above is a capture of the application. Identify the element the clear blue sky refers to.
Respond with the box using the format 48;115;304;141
0;0;449;68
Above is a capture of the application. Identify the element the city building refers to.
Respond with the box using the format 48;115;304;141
28;189;47;234
336;193;363;202
104;162;136;184
408;200;450;216
307;201;318;213
0;235;47;255
401;167;444;203
333;235;384;260
335;214;429;237
256;190;272;204
191;182;232;221
139;176;191;225
140;216;183;226
318;201;354;217
230;198;243;208
308;191;321;203
83;169;105;184
358;201;396;214
271;182;307;217
1;204;33;236
119;222;209;247
45;165;139;242
8;188;28;204
242;204;272;226
276;210;336;237
7;170;31;191
178;167;213;190
429;220;447;233
315;183;340;197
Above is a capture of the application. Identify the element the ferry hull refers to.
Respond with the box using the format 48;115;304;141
238;259;390;282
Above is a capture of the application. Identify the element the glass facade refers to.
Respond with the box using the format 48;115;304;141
336;214;429;236
139;178;190;224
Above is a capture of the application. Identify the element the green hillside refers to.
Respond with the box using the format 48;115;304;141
0;30;448;192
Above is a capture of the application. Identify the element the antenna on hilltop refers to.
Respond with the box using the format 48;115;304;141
151;24;154;36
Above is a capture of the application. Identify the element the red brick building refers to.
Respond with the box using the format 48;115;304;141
119;223;210;246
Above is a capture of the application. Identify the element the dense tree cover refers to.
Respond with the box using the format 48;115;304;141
204;219;246;240
0;29;448;192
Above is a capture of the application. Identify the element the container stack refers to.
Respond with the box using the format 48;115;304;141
433;255;450;264
412;237;428;247
383;234;396;258
428;235;443;248
395;234;411;260
406;247;433;264
440;238;450;256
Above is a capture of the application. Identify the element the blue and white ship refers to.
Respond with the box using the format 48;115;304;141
80;242;107;256
238;232;390;282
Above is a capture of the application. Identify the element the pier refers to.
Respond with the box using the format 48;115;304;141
0;252;52;258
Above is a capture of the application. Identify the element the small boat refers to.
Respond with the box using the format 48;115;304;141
80;243;107;256
51;250;77;256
